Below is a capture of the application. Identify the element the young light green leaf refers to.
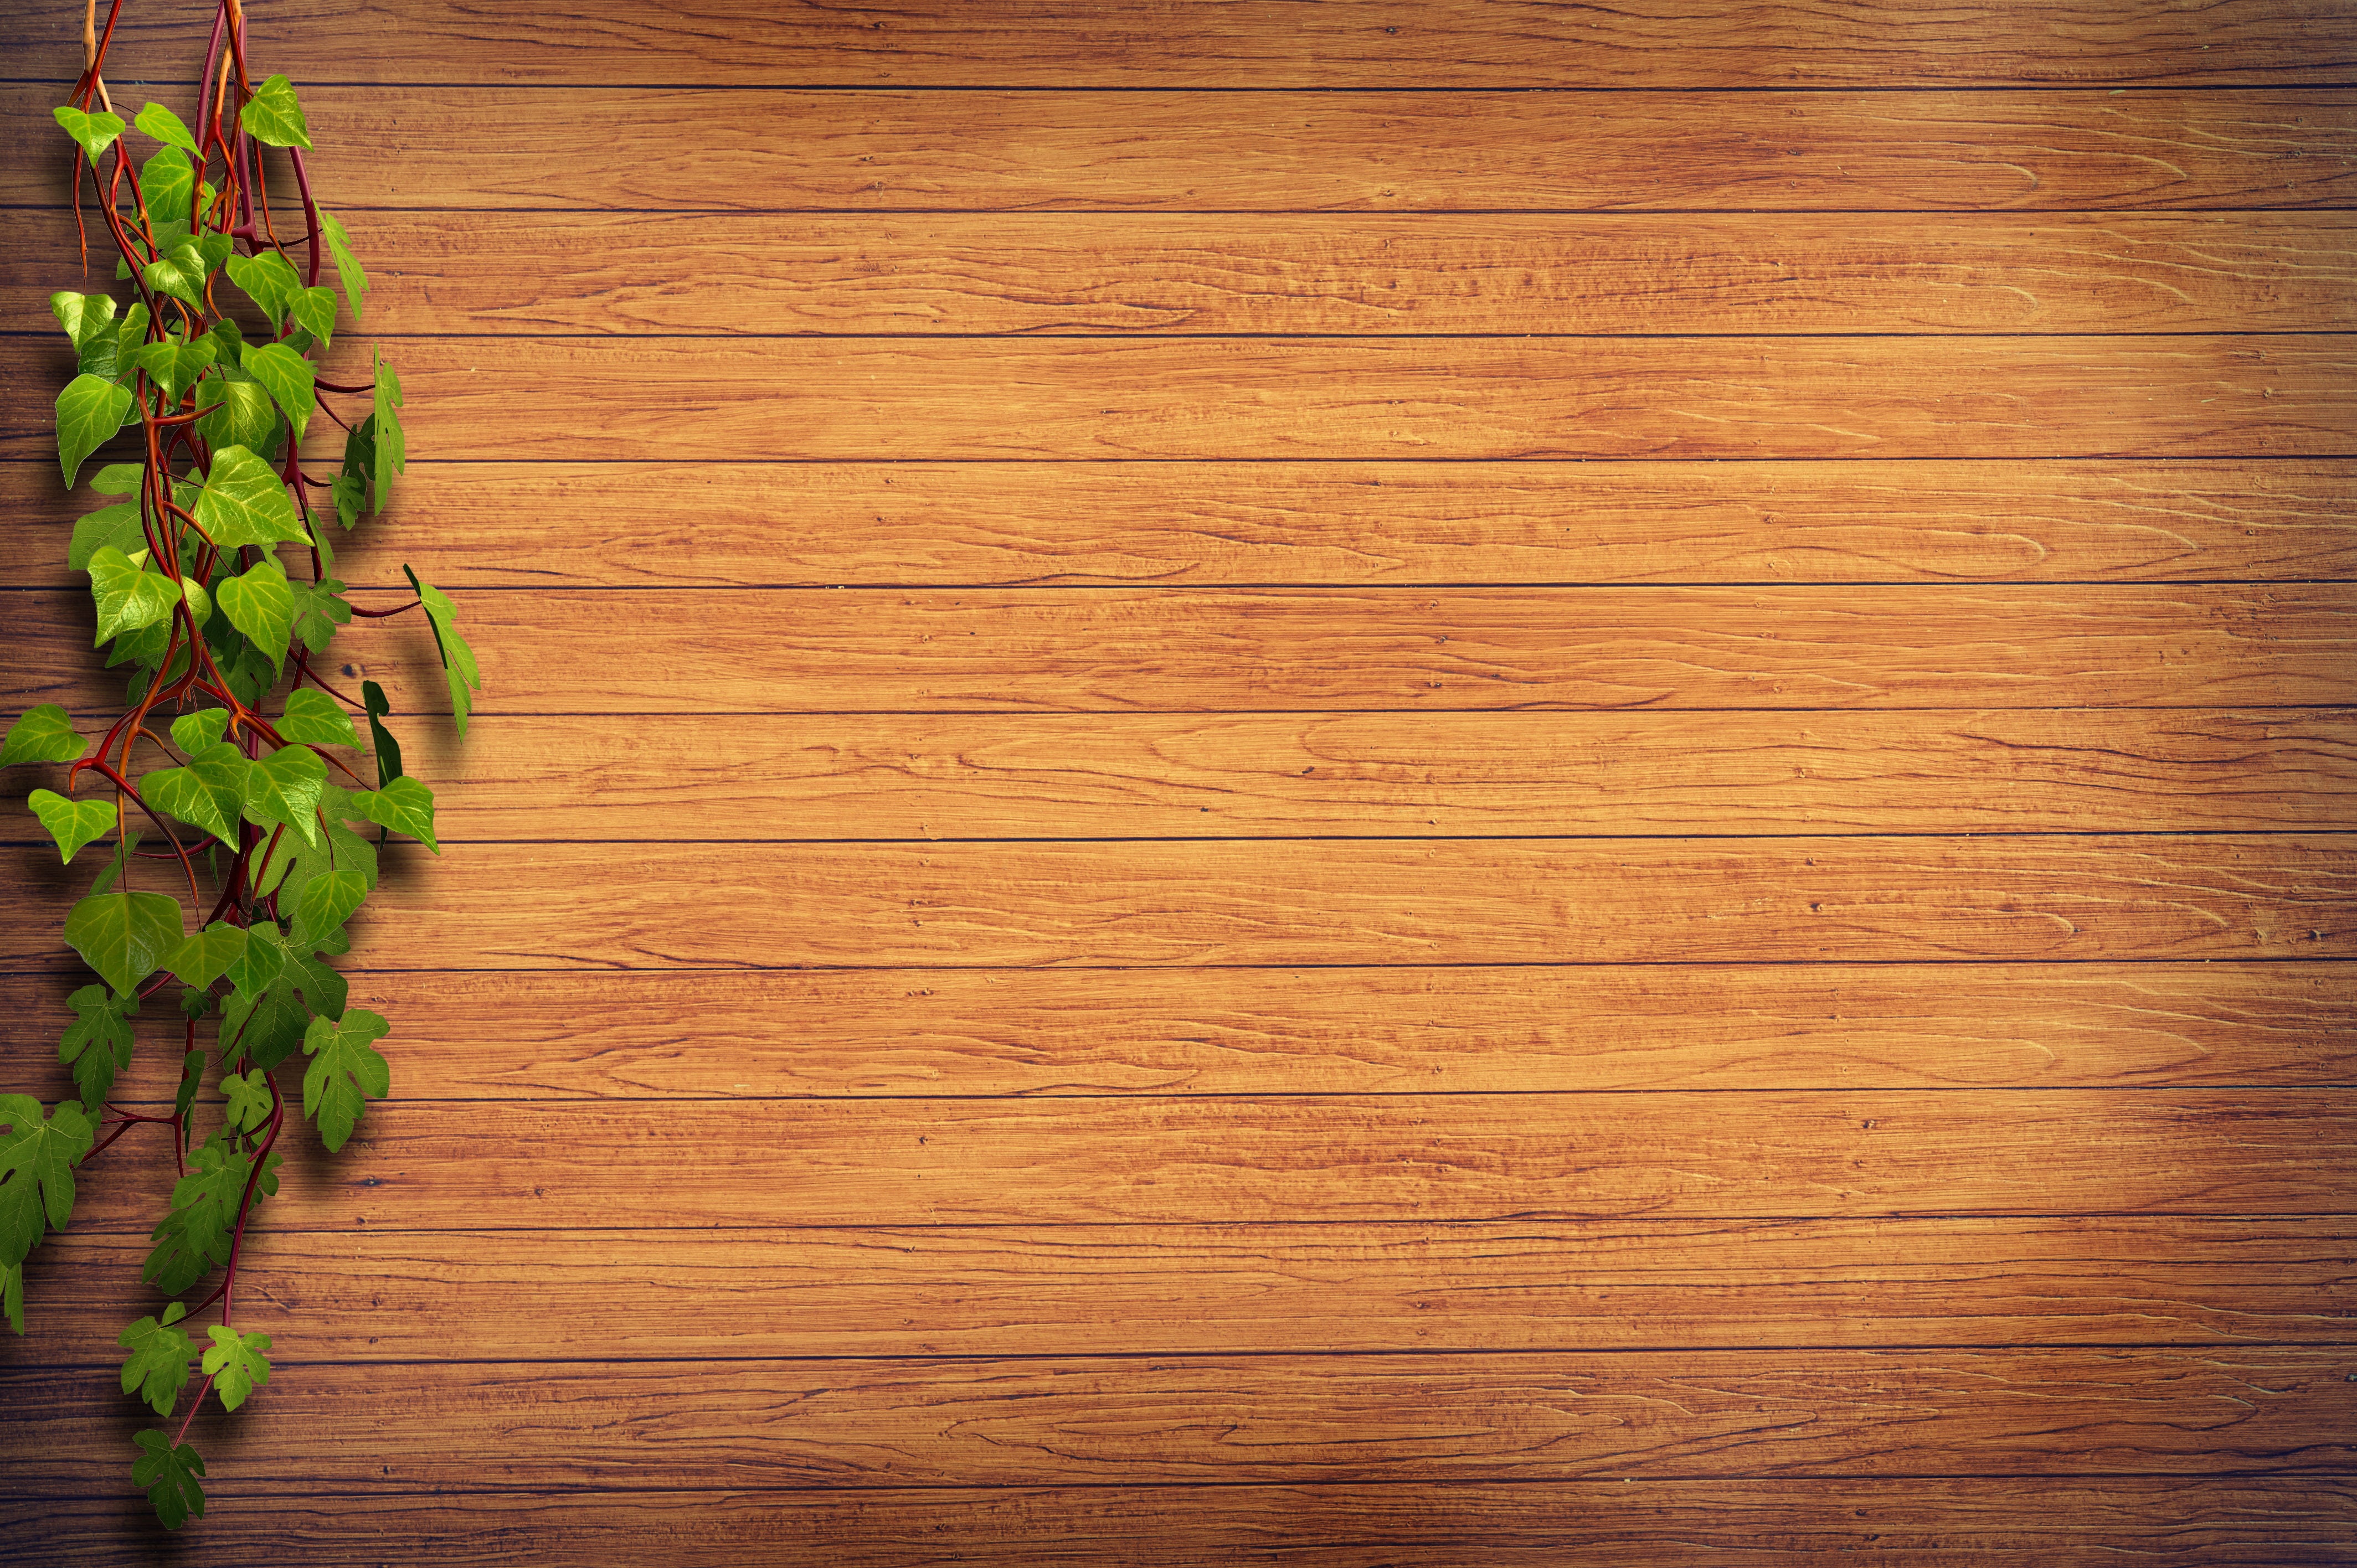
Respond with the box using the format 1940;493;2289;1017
202;1324;272;1411
217;555;296;673
167;921;249;991
132;1430;206;1530
373;351;405;505
139;143;195;226
219;1070;272;1134
142;240;214;308
135;332;216;403
64;890;186;998
52;104;125;162
69;501;144;572
291;577;352;654
361;681;403;785
317;207;367;321
0;705;88;768
277;688;358;747
59;984;138;1111
239;342;315;440
291;866;367;947
193;443;309;550
56;374;135;487
179;575;212;630
348;776;438;853
86;545;183;646
223;249;302;324
195;378;281;460
239;75;311;148
133;102;200;155
250;790;376;910
241;742;326;848
171;708;230;754
142;741;249;848
289;286;338;349
301;1009;388;1152
0;1095;96;1262
50;291;116;350
403;567;481;736
119;1302;193;1416
89;462;143;496
27;789;116;864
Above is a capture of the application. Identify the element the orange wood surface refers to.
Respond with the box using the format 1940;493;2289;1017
1;0;2350;1560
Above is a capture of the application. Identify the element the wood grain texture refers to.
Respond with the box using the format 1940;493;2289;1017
9;836;2353;971
13;960;2348;1101
9;87;2356;212
21;336;2357;463
44;1092;2357;1230
289;709;2357;839
18;585;2356;716
8;1349;2353;1487
19;211;2357;336
14;1219;2357;1360
12;459;2357;591
9;0;2354;87
8;1481;2353;1567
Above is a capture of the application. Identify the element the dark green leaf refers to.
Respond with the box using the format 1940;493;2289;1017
301;1009;388;1152
242;742;326;848
317;207;367;321
51;105;124;163
58;985;138;1111
0;1095;95;1265
27;788;116;864
219;1069;272;1134
144;1132;277;1294
166;921;249;991
373;351;405;506
132;1431;205;1530
63;889;186;998
239;343;315;440
238;75;311;149
173;1043;204;1128
224;920;285;999
217;555;296;673
119;1302;193;1416
361;681;403;785
86;830;143;896
56;374;136;487
330;472;367;532
403;567;481;736
290;577;352;654
193;443;308;550
0;705;89;768
277;688;358;747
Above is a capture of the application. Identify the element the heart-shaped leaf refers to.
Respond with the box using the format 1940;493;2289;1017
193;445;309;550
167;921;249;991
56;374;135;487
195;379;281;460
291;866;367;947
139;145;195;225
27;790;116;864
142;741;248;847
170;708;230;754
276;688;358;748
69;502;145;571
217;555;296;673
239;343;315;440
223;250;302;324
238;75;311;149
51;105;125;163
49;291;116;350
142;240;214;308
242;742;326;848
64;889;186;997
1;706;88;768
348;776;438;853
133;102;199;154
86;546;183;645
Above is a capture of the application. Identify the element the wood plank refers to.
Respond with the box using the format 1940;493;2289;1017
19;211;2357;336
9;87;2356;212
15;585;2355;716
9;0;2353;88
19;336;2357;463
5;1349;2350;1487
44;1091;2357;1230
5;961;2351;1101
8;1481;2351;1567
8;836;2353;971
13;459;2357;592
16;1219;2357;1360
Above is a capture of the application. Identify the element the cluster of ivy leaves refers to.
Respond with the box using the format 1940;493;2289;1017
3;42;477;1530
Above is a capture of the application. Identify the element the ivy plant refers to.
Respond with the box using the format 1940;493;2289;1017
5;0;477;1527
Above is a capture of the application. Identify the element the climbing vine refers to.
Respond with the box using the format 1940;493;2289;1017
2;0;475;1527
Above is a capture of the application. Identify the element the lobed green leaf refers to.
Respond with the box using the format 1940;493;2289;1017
58;985;137;1111
27;789;116;864
238;75;311;149
56;374;136;488
118;1302;193;1417
302;1009;389;1152
1;705;89;768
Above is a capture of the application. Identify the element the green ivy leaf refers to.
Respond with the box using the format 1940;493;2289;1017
219;1070;273;1134
349;776;438;853
317;207;367;321
171;708;230;754
239;343;315;440
373;351;405;506
86;545;183;646
58;985;138;1111
135;332;216;404
301;1009;388;1153
179;575;213;631
195;379;281;461
69;502;144;573
142;240;214;308
0;1095;96;1265
86;830;142;896
133;102;199;154
289;286;338;350
140;144;195;226
145;1133;277;1294
238;75;311;149
56;374;136;488
403;568;481;737
193;443;309;550
225;920;285;1000
119;1302;193;1417
217;555;296;674
142;741;249;848
242;742;326;849
360;681;403;785
223;250;302;325
0;706;89;768
277;688;358;748
167;920;250;991
27;789;116;864
89;462;143;496
50;291;116;351
131;1430;206;1530
64;889;186;999
52;104;125;163
202;1324;273;1411
291;866;367;948
291;577;353;654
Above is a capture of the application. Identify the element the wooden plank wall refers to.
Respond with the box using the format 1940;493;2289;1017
4;1;2356;1560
